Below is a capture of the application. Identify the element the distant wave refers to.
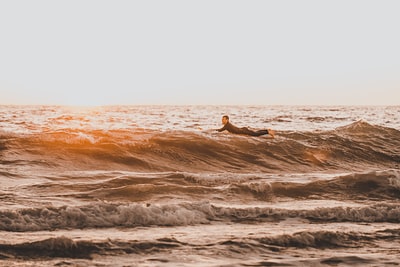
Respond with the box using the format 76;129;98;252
1;121;399;173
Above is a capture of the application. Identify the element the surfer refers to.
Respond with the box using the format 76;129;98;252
216;115;275;138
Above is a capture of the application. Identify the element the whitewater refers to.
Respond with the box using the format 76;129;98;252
0;105;399;267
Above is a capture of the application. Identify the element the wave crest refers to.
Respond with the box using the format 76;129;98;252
1;121;399;172
1;202;400;232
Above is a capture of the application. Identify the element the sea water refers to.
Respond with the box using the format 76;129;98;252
0;105;399;266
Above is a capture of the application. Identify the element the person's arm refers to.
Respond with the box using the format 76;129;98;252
216;124;227;132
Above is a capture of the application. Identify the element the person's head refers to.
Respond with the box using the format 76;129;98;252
222;115;229;125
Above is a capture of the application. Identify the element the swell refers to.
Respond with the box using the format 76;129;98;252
1;229;399;259
0;236;181;260
270;169;400;200
1;201;400;232
1;120;399;172
23;169;400;202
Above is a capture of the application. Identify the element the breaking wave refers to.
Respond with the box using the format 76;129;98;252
1;201;400;232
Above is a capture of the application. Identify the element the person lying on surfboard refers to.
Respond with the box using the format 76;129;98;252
216;115;275;138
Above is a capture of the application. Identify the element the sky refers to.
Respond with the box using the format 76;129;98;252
0;0;399;106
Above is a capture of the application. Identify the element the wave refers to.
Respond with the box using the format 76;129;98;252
21;169;400;202
1;229;399;260
1;121;399;173
112;169;400;201
270;169;400;200
1;201;400;232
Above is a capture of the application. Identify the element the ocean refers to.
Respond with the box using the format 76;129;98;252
0;105;399;266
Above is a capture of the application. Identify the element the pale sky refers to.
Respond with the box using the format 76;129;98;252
0;0;399;106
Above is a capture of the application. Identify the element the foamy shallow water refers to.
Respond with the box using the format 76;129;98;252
0;105;399;266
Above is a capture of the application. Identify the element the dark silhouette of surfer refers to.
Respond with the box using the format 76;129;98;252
216;115;275;138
